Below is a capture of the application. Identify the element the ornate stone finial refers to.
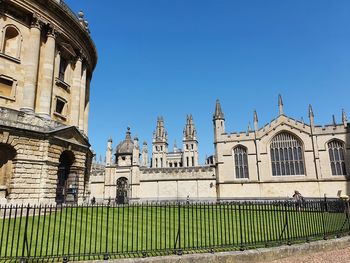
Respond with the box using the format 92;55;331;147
108;137;112;143
213;99;225;120
278;94;284;116
143;141;147;146
342;109;347;126
248;122;252;132
308;104;314;118
253;110;259;131
78;10;84;19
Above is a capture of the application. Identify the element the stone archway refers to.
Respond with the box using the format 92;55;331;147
0;144;16;199
56;150;75;204
116;177;128;204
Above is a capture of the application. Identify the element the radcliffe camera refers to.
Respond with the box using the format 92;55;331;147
0;0;348;262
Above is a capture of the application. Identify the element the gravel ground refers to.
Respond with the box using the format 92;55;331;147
262;246;350;263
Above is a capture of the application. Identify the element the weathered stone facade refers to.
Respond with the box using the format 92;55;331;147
0;0;97;204
91;96;349;202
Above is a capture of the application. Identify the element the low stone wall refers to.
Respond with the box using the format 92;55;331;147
81;236;350;263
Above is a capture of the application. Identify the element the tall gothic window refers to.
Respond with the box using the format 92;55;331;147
328;140;347;176
234;146;249;179
270;132;305;176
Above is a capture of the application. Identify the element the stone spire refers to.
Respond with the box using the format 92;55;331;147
173;140;178;152
308;104;314;128
278;94;284;116
183;114;197;140
342;109;347;128
213;99;225;120
253;110;259;131
153;117;167;143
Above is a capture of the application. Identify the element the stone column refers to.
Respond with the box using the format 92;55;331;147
21;17;42;113
78;64;87;131
37;27;56;118
70;57;82;126
84;100;89;135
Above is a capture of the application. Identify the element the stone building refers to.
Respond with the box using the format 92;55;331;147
91;96;349;202
0;0;97;204
214;96;349;199
90;116;216;203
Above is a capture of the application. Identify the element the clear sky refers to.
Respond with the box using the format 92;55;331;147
66;0;350;163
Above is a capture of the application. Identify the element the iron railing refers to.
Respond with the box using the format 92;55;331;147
0;200;349;262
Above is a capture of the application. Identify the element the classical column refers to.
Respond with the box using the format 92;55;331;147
70;56;82;126
83;100;89;135
21;16;42;113
78;64;87;131
37;27;56;118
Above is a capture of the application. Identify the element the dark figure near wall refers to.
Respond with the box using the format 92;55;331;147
293;190;304;211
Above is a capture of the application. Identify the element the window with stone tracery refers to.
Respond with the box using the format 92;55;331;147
234;146;249;179
270;132;305;176
328;140;347;176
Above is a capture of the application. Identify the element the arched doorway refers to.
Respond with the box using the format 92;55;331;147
0;144;16;198
56;150;75;204
116;177;128;204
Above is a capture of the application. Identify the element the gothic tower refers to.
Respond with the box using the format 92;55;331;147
213;99;225;142
151;117;168;168
182;114;199;167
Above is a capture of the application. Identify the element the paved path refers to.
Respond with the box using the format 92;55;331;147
263;246;350;263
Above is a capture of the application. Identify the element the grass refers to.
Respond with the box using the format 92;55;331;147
0;202;348;261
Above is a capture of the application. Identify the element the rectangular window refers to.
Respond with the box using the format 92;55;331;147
0;75;16;100
59;57;67;81
54;97;67;119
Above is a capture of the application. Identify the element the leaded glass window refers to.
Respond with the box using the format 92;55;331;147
234;146;249;179
328;140;347;176
270;132;305;176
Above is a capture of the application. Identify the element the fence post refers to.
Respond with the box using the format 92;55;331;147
285;202;291;245
20;204;30;263
104;203;110;260
321;201;327;240
239;203;244;251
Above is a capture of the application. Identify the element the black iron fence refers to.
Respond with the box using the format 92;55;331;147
0;200;349;262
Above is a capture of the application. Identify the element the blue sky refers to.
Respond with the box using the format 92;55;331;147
66;0;350;163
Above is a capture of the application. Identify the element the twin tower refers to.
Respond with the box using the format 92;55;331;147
105;115;199;168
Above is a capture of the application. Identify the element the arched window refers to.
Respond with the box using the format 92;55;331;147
234;146;249;179
328;140;347;176
2;26;21;59
0;144;16;198
270;132;305;176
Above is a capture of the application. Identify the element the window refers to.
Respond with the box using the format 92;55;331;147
270;132;305;176
328;140;347;176
59;57;68;81
54;97;67;119
186;144;189;150
160;157;163;167
234;146;249;179
191;144;194;149
155;158;158;168
2;26;21;59
0;75;16;100
191;156;194;166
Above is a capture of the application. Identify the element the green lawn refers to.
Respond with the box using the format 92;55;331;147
0;202;348;261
